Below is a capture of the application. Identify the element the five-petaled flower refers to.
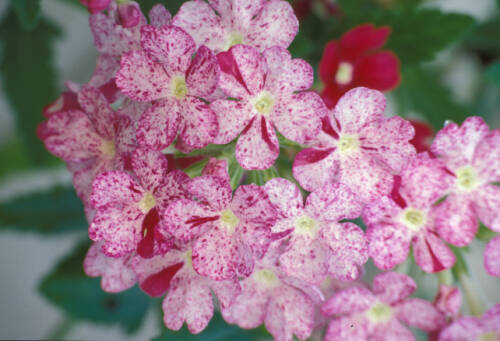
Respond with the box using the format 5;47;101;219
319;23;401;108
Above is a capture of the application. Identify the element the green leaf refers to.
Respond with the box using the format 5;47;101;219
485;62;500;85
476;223;498;242
138;0;186;15
153;313;269;341
0;138;31;178
0;10;62;167
39;239;151;334
393;67;471;129
246;167;279;186
466;14;500;56
0;186;87;234
385;9;475;66
10;0;41;30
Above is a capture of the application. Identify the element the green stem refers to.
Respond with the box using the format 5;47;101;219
45;317;75;340
437;269;453;286
458;271;485;316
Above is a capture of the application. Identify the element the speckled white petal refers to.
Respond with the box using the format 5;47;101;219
136;99;180;151
484;235;500;276
306;182;363;222
372;272;416;304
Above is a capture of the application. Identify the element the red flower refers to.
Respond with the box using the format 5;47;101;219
409;119;434;153
319;23;401;108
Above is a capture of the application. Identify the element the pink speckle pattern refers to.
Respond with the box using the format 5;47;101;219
116;25;219;151
363;153;456;273
293;87;416;203
264;178;367;284
212;44;325;169
322;272;445;341
172;0;299;53
485;235;500;277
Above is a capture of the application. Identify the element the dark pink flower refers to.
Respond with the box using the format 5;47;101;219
293;87;415;203
89;148;189;257
322;272;446;340
212;45;325;169
132;249;241;334
172;0;299;53
431;117;500;248
264;178;367;283
221;241;316;341
161;167;277;281
116;25;219;152
363;153;456;273
439;303;500;341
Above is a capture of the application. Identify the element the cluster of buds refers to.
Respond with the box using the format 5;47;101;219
38;0;500;340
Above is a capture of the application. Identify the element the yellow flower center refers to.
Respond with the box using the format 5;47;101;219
254;269;280;288
294;215;319;238
253;91;274;116
456;166;480;192
100;140;116;158
479;332;498;341
400;208;426;232
171;76;188;99
219;209;239;233
138;192;156;214
366;302;393;324
185;250;193;270
337;134;360;155
335;62;354;85
225;31;244;50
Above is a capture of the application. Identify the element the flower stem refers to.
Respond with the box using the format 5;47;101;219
458;271;485;316
45;317;75;340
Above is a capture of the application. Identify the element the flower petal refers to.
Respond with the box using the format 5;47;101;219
354;51;400;91
474;184;500;233
413;232;456;273
367;223;412;271
172;0;224;51
188;175;232;211
321;222;368;281
332;87;386;134
484;235;500;276
162;199;219;241
83;242;136;293
186;46;219;98
264;178;303;218
192;228;237;280
211;99;254;144
130;147;169;193
306;182;363;222
149;4;171;28
136;99;180;151
431;116;490;171
473;129;500;182
90;171;143;208
140;25;195;75
116;50;170;101
236;116;279;170
435;195;478;247
272;91;324;144
372;272;416;304
176;97;218;151
246;0;299;51
322;286;375;316
324;316;368;341
293;146;338;193
395;298;445;331
438;317;483;341
339;23;391;59
217;44;266;98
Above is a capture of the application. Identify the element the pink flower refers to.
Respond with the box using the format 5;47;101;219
83;241;136;293
88;3;170;87
434;284;462;320
322;272;446;341
132;249;241;334
172;0;299;53
264;178;367;283
431;117;500;247
439;303;500;341
212;45;325;169
363;153;456;273
80;0;111;14
37;86;136;204
485;235;500;276
116;25;220;152
89;148;190;257
293;87;415;203
221;241;316;341
161;168;277;281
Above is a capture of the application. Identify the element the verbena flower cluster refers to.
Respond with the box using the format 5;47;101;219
38;1;500;340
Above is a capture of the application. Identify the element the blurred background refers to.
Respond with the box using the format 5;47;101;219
0;0;499;340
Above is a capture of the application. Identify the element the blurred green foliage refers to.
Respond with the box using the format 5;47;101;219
0;186;87;234
39;239;151;334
